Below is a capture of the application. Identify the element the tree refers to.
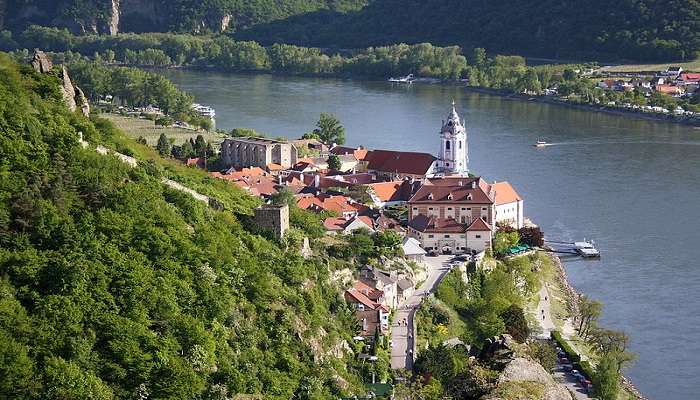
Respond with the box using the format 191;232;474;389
327;154;341;170
527;340;558;372
155;116;174;128
493;231;519;255
270;187;295;206
577;295;603;338
156;133;171;156
313;113;345;145
500;304;529;342
194;134;207;156
471;47;487;69
592;353;621;400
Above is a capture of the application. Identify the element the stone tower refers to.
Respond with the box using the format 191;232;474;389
254;204;289;239
437;101;468;175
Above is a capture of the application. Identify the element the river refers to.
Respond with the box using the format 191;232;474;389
163;69;700;399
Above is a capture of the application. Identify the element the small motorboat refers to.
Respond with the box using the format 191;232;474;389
574;241;600;258
388;74;415;83
534;139;548;147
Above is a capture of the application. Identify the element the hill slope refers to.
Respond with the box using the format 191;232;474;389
239;0;700;62
0;54;364;399
1;0;368;35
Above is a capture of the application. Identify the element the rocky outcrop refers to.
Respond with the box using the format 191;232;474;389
108;0;120;35
479;335;518;369
30;50;92;117
484;358;573;400
30;50;53;73
75;86;90;117
59;66;77;113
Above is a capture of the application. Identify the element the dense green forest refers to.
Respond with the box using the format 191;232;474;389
0;53;374;399
239;0;700;62
2;0;697;61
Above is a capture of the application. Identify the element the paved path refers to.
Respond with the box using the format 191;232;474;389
537;283;590;399
536;284;556;337
391;255;453;370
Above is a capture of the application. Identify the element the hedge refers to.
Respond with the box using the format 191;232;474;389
551;330;581;362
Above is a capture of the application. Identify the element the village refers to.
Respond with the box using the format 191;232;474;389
584;66;700;117
180;103;533;362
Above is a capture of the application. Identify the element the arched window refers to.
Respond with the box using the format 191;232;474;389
459;141;462;149
446;140;451;150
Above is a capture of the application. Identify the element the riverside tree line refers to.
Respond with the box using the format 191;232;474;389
6;27;699;115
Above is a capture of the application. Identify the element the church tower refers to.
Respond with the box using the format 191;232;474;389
438;101;468;175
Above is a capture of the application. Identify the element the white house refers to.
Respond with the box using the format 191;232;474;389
402;236;427;262
492;181;524;229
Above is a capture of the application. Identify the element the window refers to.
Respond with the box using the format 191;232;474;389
461;207;466;210
428;234;434;238
412;207;417;211
482;207;487;211
444;235;450;238
467;207;471;210
446;141;451;150
476;234;482;239
459;141;462;149
447;207;452;211
428;207;433;211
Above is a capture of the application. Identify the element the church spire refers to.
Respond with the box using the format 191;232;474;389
438;101;468;176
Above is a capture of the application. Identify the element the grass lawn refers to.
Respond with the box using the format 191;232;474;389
602;57;700;73
101;113;227;146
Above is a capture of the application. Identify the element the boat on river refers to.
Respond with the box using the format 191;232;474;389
388;74;415;84
534;139;548;147
574;241;600;258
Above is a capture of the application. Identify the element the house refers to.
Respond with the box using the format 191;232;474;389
220;136;297;170
365;149;437;181
186;157;205;168
366;180;416;208
296;193;368;217
401;236;426;262
330;145;371;171
492;181;524;229
323;215;375;234
344;281;390;339
655;84;685;96
359;266;399;310
663;66;683;77
406;176;496;254
375;213;406;235
397;278;415;302
679;73;700;85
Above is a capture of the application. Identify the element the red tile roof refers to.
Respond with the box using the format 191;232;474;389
466;217;492;232
331;146;370;161
680;73;700;82
492;181;522;205
366;149;436;176
368;180;414;202
296;194;368;215
409;177;493;204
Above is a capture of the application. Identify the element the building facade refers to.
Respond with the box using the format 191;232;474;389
220;137;297;170
406;177;495;254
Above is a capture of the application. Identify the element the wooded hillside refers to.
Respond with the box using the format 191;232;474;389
0;54;366;399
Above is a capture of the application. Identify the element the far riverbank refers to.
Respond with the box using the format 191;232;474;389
463;87;700;128
143;64;700;128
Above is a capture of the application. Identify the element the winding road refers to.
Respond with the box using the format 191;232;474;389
391;255;453;370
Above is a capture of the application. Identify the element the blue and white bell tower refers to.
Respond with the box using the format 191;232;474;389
437;101;468;176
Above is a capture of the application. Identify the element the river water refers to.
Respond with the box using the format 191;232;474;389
163;70;700;399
